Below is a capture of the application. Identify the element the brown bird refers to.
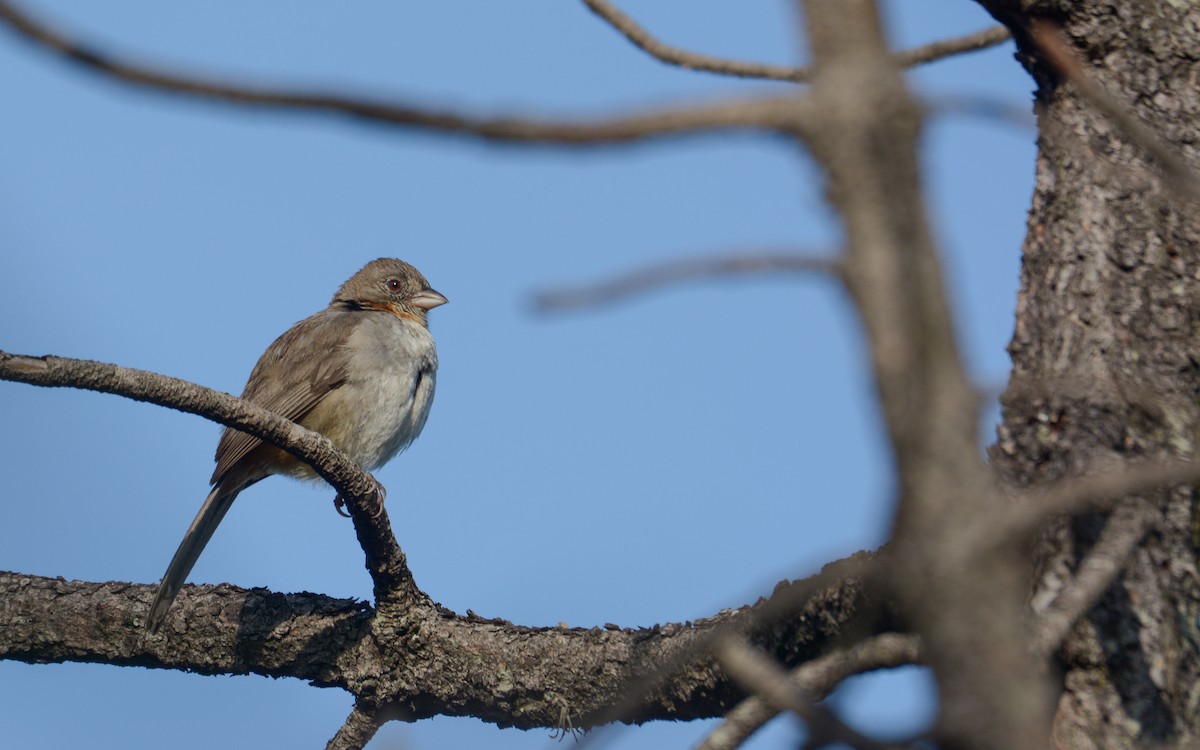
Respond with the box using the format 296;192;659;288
146;258;447;633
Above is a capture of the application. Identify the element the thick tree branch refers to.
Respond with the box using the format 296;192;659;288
0;572;370;682
583;0;1009;83
0;0;813;145
533;251;841;313
0;560;878;730
800;2;1051;747
0;349;411;603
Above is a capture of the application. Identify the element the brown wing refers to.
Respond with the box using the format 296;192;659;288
210;310;357;485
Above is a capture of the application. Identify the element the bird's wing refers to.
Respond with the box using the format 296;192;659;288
210;310;356;485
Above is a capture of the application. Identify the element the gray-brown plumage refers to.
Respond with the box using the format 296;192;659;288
146;258;447;633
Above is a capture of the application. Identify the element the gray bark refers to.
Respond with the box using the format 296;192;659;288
982;1;1200;746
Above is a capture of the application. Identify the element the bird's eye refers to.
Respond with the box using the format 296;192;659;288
385;278;402;291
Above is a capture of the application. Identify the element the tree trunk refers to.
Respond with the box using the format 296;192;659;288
983;1;1200;746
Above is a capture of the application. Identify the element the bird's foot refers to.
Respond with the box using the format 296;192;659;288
333;477;387;519
369;478;387;518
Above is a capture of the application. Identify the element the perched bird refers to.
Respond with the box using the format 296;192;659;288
146;258;447;633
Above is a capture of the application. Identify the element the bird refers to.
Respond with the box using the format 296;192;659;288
145;258;447;634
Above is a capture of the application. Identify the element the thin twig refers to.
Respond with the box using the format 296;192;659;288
533;251;840;312
0;0;809;145
924;93;1036;132
583;0;1009;83
581;0;801;81
1029;20;1200;201
1030;501;1153;658
892;25;1012;69
572;553;878;749
696;633;920;750
713;637;909;750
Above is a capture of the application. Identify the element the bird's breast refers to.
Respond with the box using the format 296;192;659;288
301;314;438;471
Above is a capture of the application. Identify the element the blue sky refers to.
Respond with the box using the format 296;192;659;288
0;2;1034;747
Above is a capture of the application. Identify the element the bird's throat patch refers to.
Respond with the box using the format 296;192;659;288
362;300;422;323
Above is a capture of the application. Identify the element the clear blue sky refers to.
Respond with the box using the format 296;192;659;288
0;1;1034;747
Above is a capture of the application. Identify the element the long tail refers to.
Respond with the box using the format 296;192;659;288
145;484;240;633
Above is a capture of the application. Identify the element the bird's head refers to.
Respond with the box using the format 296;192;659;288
332;258;447;324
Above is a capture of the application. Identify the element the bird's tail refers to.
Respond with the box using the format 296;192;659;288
145;484;240;634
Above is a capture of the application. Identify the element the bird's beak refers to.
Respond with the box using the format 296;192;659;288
410;288;448;310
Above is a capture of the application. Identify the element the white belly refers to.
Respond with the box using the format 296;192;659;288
300;313;438;472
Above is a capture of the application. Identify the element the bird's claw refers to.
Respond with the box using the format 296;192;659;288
332;478;387;519
369;479;387;518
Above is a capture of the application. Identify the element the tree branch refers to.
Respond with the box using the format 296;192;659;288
581;0;802;82
0;559;878;730
568;553;882;748
696;633;920;750
327;702;380;750
891;25;1012;69
583;0;1009;83
979;457;1199;550
924;92;1035;131
0;0;812;145
800;1;1052;746
1030;501;1153;658
713;637;909;750
0;349;411;602
532;251;841;313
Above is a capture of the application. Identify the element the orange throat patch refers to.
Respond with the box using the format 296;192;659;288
361;300;423;323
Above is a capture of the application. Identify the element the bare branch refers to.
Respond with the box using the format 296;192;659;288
981;458;1198;549
713;637;908;750
533;251;840;313
0;349;412;601
583;0;1009;83
0;558;878;731
1030;501;1154;658
574;553;880;749
696;633;920;750
1029;20;1200;201
800;1;1053;746
924;93;1036;131
892;25;1012;69
0;0;811;145
327;702;380;750
581;0;803;82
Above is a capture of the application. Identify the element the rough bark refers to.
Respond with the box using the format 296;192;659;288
0;554;883;731
981;1;1200;747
